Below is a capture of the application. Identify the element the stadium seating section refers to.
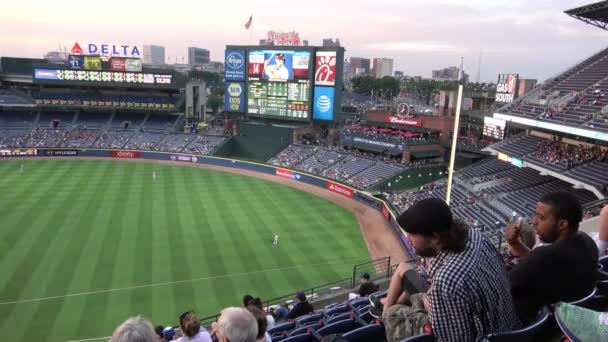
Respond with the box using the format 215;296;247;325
497;47;608;132
389;151;600;247
31;91;177;110
0;111;225;154
268;145;406;189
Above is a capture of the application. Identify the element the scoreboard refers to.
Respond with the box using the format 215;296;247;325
224;46;343;121
245;49;312;120
247;80;310;119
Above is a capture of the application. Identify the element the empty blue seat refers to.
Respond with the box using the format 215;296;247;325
349;297;370;309
356;310;374;324
342;323;385;342
272;334;287;342
356;304;370;314
325;304;349;317
325;312;352;325
400;334;435;342
296;313;323;327
288;323;322;337
317;319;361;337
477;306;551;342
569;287;598;309
268;321;296;335
281;333;317;342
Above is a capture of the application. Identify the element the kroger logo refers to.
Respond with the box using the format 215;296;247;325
227;83;243;97
226;52;244;69
316;95;332;113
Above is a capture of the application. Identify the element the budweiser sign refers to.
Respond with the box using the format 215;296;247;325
267;31;301;46
385;116;422;127
326;181;353;198
275;168;293;179
110;150;141;159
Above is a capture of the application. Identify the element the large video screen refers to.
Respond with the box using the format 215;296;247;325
247;49;312;120
33;68;174;88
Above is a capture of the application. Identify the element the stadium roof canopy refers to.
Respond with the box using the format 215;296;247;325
565;0;608;31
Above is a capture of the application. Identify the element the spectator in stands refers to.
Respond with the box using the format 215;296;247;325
286;292;314;319
595;205;608;257
358;273;378;297
243;294;254;307
246;297;275;330
155;326;175;342
246;306;272;342
175;311;212;342
155;326;166;342
375;198;520;341
212;307;257;342
506;191;599;321
110;316;157;342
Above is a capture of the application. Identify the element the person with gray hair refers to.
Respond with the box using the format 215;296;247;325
212;307;257;342
110;316;157;342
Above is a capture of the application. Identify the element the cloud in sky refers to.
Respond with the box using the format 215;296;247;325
0;0;606;82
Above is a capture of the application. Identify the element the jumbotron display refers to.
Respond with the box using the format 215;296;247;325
247;50;312;119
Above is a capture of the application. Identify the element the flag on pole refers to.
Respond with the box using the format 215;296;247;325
244;15;253;29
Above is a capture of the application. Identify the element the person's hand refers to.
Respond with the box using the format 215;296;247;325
211;321;219;338
505;222;522;245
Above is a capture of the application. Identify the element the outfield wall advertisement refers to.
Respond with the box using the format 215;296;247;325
0;148;413;255
42;149;79;156
110;150;141;159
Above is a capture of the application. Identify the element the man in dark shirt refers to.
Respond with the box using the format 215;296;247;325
507;191;598;321
358;273;378;297
287;292;314;319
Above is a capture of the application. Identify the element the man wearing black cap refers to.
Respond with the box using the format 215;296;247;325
377;198;520;342
287;291;314;319
358;273;378;297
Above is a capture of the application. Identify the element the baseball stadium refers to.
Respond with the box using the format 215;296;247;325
2;2;608;342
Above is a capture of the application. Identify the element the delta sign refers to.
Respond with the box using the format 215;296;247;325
70;42;142;58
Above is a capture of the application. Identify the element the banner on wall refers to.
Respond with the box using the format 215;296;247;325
111;150;141;159
326;181;353;198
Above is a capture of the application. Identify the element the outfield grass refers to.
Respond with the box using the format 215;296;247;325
0;160;369;342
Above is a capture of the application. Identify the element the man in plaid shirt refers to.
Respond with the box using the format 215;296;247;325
376;198;520;341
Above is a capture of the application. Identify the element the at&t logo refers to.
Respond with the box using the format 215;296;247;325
316;95;332;113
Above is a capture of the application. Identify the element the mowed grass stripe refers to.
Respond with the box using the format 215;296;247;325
177;166;231;318
163;165;198;317
0;160;371;342
206;172;280;302
127;162;156;320
72;162;149;340
3;161;111;341
27;161;119;342
170;165;215;315
0;161;58;221
0;161;82;301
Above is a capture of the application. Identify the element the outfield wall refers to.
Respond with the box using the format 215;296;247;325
1;148;415;256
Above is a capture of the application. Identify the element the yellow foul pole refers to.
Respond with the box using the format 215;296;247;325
445;85;463;205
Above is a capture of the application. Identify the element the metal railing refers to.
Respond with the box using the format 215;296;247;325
351;257;391;288
192;256;421;329
262;277;354;312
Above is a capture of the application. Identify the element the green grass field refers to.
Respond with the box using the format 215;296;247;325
0;160;370;342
